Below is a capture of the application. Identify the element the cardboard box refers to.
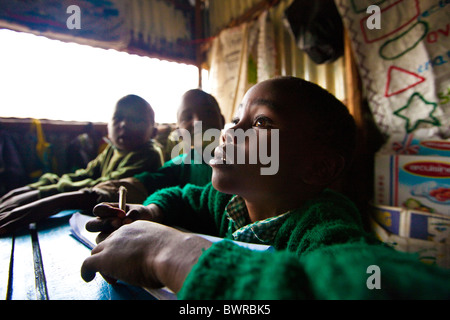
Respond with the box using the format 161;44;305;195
377;131;450;157
371;203;450;243
370;217;450;269
374;153;450;216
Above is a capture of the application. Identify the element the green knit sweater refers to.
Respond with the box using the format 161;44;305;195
29;141;163;198
179;240;450;299
145;182;376;254
145;183;450;299
135;149;212;195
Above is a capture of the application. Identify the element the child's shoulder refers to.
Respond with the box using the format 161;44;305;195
286;188;361;227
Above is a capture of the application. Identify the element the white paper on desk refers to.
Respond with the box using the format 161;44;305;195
69;212;273;300
69;212;99;249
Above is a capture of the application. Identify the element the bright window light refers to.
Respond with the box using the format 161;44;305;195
0;28;203;124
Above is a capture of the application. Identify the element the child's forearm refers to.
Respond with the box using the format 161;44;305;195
0;190;100;235
37;190;99;214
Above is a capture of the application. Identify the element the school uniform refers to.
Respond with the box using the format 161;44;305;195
144;182;374;251
136;148;212;195
88;148;213;204
144;183;450;299
28;140;163;198
179;238;450;299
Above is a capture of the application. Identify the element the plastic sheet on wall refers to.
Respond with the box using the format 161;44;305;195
0;0;129;50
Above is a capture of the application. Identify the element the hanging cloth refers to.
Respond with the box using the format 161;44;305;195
30;119;52;178
284;0;344;64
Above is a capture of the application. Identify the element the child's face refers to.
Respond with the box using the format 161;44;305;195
209;79;320;201
177;94;224;134
108;102;155;152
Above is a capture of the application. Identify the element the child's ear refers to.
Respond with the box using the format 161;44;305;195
302;153;345;186
151;127;158;139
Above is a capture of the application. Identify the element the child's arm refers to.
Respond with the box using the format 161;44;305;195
144;183;231;236
85;183;230;242
179;240;450;300
85;184;218;240
0;186;35;204
81;220;213;293
81;221;450;299
0;190;98;235
85;202;165;243
0;188;40;213
33;143;163;198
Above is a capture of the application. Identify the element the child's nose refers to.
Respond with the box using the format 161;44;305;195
119;118;130;129
118;119;126;127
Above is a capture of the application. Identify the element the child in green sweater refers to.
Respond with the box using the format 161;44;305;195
90;88;224;205
0;90;223;236
0;94;163;235
81;77;450;299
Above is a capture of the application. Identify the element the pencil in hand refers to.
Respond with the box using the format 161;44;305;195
118;186;127;212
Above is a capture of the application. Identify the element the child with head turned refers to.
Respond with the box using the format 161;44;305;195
0;94;163;235
81;77;450;300
88;76;362;244
86;88;225;209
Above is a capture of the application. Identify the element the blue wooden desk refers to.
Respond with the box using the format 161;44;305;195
0;210;156;300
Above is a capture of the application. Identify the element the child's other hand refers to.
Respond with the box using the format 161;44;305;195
0;200;41;235
81;220;212;293
0;189;40;213
0;186;34;204
86;203;163;243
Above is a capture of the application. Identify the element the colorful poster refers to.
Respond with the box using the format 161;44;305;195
335;0;450;138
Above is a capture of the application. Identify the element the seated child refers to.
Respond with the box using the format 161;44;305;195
162;88;225;161
91;88;225;205
81;77;450;299
0;94;163;235
0;90;224;235
82;220;450;299
87;76;363;246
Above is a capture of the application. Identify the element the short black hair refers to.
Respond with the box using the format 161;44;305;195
273;76;357;168
182;89;221;114
116;94;155;124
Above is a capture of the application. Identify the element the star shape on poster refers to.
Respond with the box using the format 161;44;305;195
393;92;440;133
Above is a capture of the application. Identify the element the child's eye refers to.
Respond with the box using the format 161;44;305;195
253;116;272;128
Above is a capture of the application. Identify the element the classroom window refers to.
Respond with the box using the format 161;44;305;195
0;28;205;124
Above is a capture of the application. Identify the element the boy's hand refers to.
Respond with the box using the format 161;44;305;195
0;186;34;204
0;200;50;235
81;220;212;293
0;189;40;213
86;203;164;243
0;206;34;235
